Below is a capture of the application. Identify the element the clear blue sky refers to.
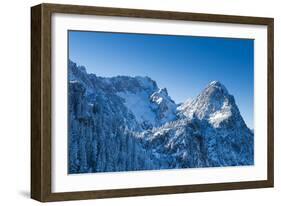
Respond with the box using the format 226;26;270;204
68;31;254;129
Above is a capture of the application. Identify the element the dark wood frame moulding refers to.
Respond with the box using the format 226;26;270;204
31;3;274;202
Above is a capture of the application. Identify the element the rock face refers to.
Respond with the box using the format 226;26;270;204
68;60;254;174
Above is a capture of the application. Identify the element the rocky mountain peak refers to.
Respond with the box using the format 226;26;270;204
178;81;242;128
204;80;229;97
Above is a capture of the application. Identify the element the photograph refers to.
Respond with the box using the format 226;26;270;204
30;3;274;202
67;31;254;174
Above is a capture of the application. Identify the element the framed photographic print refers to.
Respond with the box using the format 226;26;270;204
31;3;274;202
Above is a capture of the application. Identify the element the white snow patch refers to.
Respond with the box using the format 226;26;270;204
209;110;232;128
69;80;79;84
117;91;156;125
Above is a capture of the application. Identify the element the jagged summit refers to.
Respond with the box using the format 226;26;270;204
150;88;177;124
209;80;225;87
158;88;168;96
206;80;229;96
178;80;243;128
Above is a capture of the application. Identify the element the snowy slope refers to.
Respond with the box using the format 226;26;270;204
117;91;157;127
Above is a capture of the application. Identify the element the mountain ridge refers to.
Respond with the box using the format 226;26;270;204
68;60;254;173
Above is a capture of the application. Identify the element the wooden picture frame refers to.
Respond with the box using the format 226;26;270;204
31;3;274;202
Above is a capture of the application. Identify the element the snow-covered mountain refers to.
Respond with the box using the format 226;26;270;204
68;60;254;173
